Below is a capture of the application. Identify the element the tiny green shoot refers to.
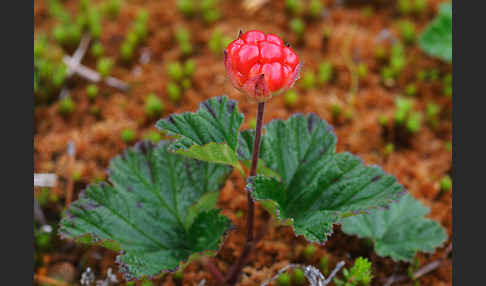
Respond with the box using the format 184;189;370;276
284;90;299;107
59;96;76;115
86;84;99;99
91;41;104;58
121;128;136;143
97;57;114;78
440;175;452;192
277;272;291;286
145;93;164;117
292;268;305;285
167;82;182;102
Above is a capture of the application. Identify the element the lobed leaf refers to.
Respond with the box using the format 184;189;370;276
341;194;447;261
247;114;404;243
419;3;452;62
59;141;232;279
155;96;244;167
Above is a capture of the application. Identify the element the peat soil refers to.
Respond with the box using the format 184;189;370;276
34;0;452;285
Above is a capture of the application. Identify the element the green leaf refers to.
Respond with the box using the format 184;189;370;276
419;3;452;61
59;141;232;279
341;194;447;261
155;96;244;167
173;142;244;173
247;114;404;243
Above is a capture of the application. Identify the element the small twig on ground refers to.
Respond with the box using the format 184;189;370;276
67;34;91;77
63;56;130;91
261;261;345;286
62;34;129;92
384;243;452;286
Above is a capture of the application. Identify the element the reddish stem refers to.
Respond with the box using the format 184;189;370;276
225;102;265;285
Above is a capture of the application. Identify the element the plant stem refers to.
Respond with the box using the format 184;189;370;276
225;101;265;285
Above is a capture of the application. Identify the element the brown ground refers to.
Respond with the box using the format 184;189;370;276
34;0;452;285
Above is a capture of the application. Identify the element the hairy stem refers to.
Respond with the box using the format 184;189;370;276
225;102;265;285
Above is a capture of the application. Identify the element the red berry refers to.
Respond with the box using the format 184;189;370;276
224;30;302;101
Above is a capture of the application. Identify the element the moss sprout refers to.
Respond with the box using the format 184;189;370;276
59;96;76;115
144;131;162;143
121;128;136;143
292;268;305;285
145;93;164;117
300;70;316;90
320;256;329;276
86;84;99;99
91;41;104;58
167;82;182;102
277;272;291;286
317;61;333;85
303;244;317;260
440;175;452;192
97;57;114;78
290;18;305;39
284;90;299;107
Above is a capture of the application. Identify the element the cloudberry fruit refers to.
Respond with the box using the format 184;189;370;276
224;30;302;101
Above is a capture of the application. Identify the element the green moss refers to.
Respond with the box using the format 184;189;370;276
405;83;417;96
173;270;184;281
167;62;184;81
293;268;305;285
145;93;164;117
86;84;99;99
235;210;244;219
120;42;134;62
278;272;291;286
91;41;104;58
440;175;452;192
330;103;342;118
303;244;316;260
59;96;76;115
358;63;368;79
394;97;414;124
181;78;192;90
384;143;395;156
167;82;182;102
320;256;329;276
406;112;422;133
300;71;316;90
413;0;428;14
444;141;452;152
398;20;417;44
397;0;412;15
378;115;388;127
103;0;122;19
375;45;387;61
290;18;305;38
97;57;114;78
309;0;324;18
284;90;299;107
249;118;257;129
140;279;154;286
144;131;162;143
184;59;196;77
177;0;196;16
317;61;333;84
286;0;304;16
334;257;373;286
121;128;136;143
